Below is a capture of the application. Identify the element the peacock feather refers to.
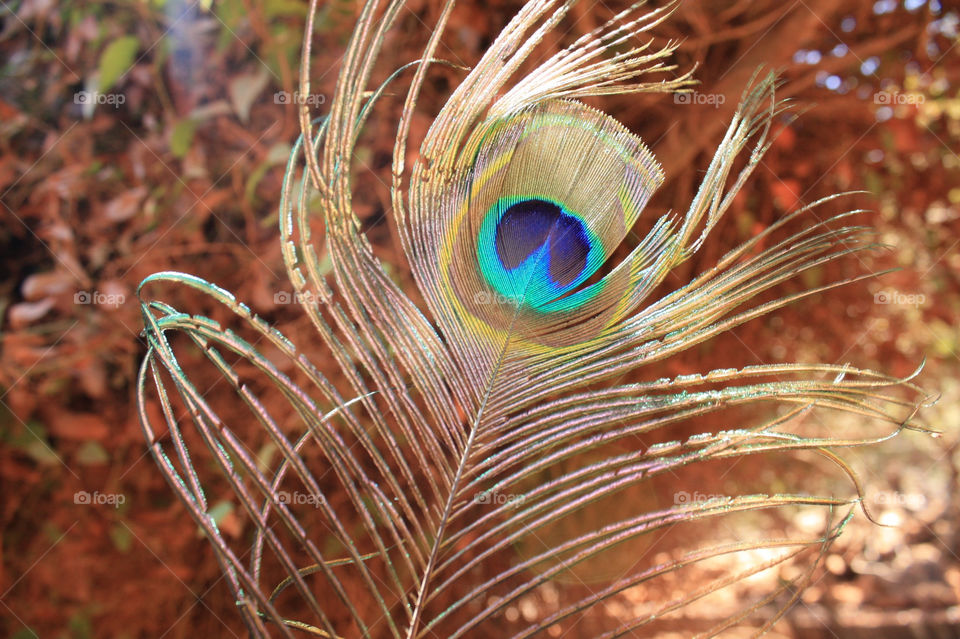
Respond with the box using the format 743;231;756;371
137;1;931;637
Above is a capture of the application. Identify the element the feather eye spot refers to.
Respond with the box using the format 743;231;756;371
546;214;589;287
494;199;559;269
493;198;590;288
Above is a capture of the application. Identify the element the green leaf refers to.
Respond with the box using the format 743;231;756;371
68;611;94;639
98;35;140;93
245;142;291;203
75;441;109;465
13;422;60;466
208;500;233;525
110;524;133;553
263;0;308;19
228;69;271;123
170;119;197;159
256;441;279;473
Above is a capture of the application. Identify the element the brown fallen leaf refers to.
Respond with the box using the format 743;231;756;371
104;186;148;223
7;298;55;328
45;411;111;442
21;270;77;300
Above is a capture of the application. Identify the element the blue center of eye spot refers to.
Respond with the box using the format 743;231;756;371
493;199;590;287
476;196;604;311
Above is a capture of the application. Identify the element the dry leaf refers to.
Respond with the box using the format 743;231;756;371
8;298;55;328
104;186;147;223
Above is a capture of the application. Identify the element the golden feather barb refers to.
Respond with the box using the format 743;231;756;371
137;1;930;637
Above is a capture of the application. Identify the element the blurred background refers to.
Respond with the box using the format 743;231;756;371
1;0;958;637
